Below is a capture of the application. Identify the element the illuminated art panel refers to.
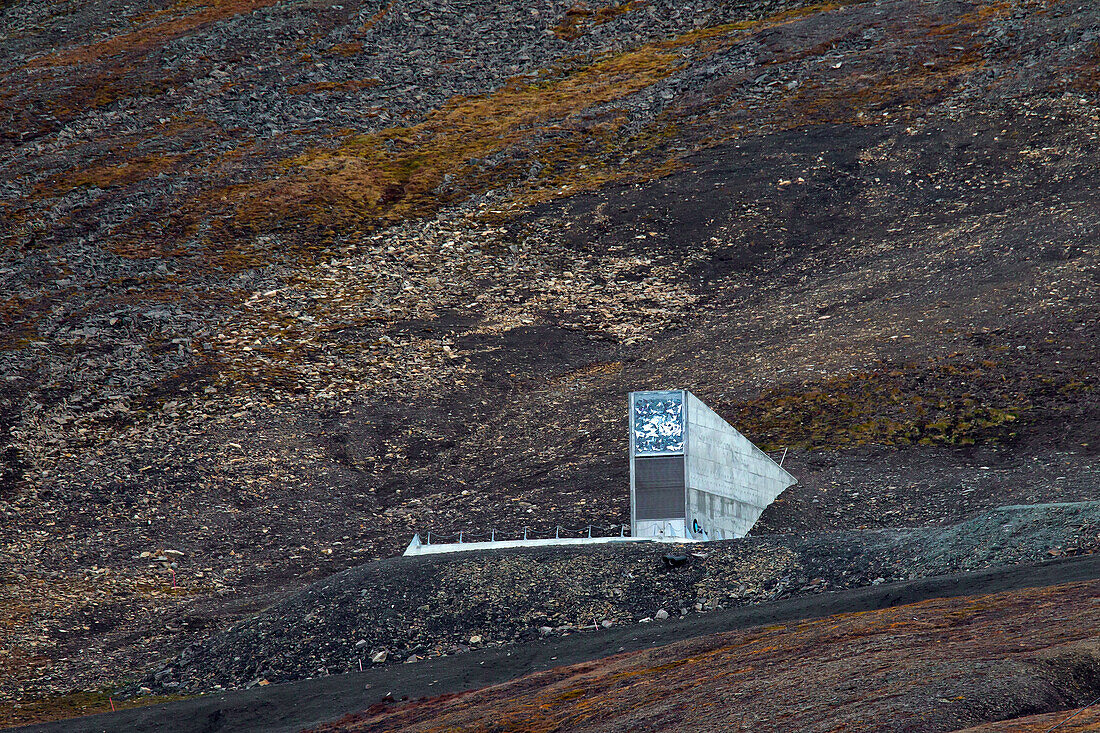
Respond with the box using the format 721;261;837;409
632;391;684;455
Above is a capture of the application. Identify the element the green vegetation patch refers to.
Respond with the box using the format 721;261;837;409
224;44;684;235
733;353;1094;451
1;688;191;728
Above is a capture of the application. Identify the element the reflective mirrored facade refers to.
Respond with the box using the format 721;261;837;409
632;391;684;455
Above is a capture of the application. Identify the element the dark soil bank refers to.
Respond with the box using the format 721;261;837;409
18;554;1100;733
141;502;1100;695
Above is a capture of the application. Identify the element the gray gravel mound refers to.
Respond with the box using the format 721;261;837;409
142;501;1100;696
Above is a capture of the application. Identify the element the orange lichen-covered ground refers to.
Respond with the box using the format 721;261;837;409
954;708;1100;732
309;581;1100;733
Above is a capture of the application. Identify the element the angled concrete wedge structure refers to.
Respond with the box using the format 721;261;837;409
629;390;796;541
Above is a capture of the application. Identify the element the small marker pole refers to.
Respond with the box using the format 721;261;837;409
359;659;363;672
109;697;116;712
171;568;176;588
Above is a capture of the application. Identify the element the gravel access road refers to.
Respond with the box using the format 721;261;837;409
17;552;1100;733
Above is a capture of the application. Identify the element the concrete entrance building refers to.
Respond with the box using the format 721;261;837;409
404;390;796;556
630;390;796;540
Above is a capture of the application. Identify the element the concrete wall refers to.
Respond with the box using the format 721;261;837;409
684;391;796;539
632;519;688;539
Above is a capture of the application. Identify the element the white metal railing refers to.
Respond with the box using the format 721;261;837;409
417;524;630;546
404;523;699;556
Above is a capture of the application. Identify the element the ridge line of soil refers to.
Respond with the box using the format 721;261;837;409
17;553;1100;733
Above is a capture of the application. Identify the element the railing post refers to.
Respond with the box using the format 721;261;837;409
426;531;431;545
620;524;625;537
587;525;592;538
459;531;463;544
491;529;495;542
523;527;528;540
555;526;560;539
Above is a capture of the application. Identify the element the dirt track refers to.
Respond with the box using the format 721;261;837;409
143;502;1100;697
15;554;1100;733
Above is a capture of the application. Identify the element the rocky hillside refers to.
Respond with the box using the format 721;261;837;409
147;502;1100;696
305;578;1100;733
1;0;1098;717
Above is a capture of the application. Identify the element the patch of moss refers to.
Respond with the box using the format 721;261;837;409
94;0;913;272
200;0;934;257
731;353;1093;451
35;154;185;197
222;43;683;237
29;0;281;70
1;688;192;728
553;1;645;41
671;0;861;47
